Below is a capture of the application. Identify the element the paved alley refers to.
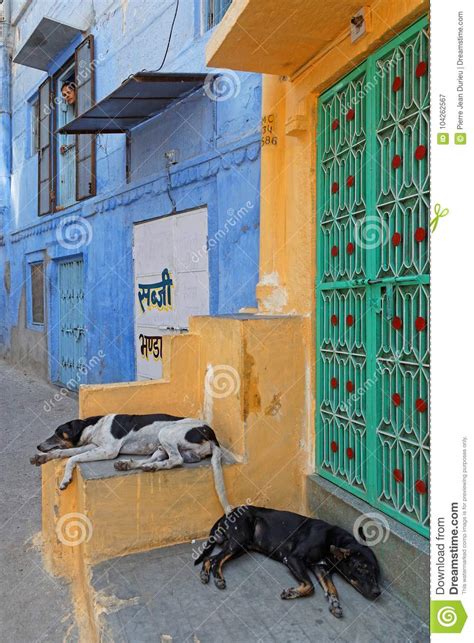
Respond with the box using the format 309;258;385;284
0;359;78;642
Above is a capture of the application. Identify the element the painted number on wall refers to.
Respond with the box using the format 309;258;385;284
262;114;278;146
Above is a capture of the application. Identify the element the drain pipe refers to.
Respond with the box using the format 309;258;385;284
0;0;11;229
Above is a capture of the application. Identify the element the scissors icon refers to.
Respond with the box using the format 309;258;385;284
430;203;449;232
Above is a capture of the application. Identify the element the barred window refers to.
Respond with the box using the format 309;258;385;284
206;0;232;30
37;35;96;215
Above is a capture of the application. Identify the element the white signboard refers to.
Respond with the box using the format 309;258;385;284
133;208;209;380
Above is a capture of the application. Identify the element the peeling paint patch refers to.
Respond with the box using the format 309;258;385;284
94;588;140;617
259;272;288;312
27;531;44;552
121;0;129;33
242;342;261;420
265;393;282;416
259;271;280;287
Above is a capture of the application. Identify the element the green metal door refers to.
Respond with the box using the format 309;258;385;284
316;18;430;537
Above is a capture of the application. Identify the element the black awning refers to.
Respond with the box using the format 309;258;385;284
57;72;211;134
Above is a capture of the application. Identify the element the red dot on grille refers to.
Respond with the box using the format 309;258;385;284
346;314;354;327
416;398;427;413
392;316;403;330
415;316;427;332
332;118;339;130
392;76;403;91
331;314;338;326
346;175;355;188
346;380;354;393
330;378;338;389
415;145;427;160
331;441;338;453
332;182;339;194
346;242;355;255
416;61;427;78
415;479;427;494
347;447;354;459
346;108;355;121
331;245;339;257
415;227;426;242
392;232;402;246
392;155;402;169
392;393;402;406
393;468;404;482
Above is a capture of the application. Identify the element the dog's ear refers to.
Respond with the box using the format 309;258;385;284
330;545;352;561
358;525;367;542
66;419;88;444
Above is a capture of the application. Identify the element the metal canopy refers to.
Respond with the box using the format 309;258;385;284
13;17;84;71
57;73;211;134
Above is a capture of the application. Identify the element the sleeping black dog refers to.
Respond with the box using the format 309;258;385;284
195;505;381;618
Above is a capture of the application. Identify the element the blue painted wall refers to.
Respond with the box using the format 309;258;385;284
1;0;261;384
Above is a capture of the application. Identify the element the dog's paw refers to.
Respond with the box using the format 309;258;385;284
214;577;226;590
281;587;300;600
30;454;48;466
114;460;131;471
200;570;210;584
142;463;157;472
328;598;343;618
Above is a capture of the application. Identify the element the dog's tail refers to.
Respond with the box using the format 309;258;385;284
210;443;232;516
194;516;223;565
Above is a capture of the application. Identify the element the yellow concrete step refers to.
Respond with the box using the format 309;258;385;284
41;457;241;573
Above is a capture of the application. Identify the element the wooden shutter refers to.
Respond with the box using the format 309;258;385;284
38;78;52;215
75;35;96;200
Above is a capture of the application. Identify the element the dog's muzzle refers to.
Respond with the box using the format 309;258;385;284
37;435;69;452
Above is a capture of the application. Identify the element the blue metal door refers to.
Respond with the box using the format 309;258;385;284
58;258;85;387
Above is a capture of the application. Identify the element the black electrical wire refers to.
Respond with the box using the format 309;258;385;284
154;0;180;72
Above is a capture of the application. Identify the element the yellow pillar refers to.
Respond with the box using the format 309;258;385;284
256;74;289;313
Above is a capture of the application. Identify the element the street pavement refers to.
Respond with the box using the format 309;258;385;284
0;359;78;642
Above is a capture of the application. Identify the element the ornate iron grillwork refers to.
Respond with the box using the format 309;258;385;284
316;17;430;536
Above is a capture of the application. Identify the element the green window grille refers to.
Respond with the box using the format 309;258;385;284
316;17;430;537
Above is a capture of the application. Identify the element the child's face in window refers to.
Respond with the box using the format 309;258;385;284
61;85;76;105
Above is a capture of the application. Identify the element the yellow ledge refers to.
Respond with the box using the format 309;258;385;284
207;0;428;78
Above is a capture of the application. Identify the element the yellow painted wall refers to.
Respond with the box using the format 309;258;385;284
43;316;311;576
